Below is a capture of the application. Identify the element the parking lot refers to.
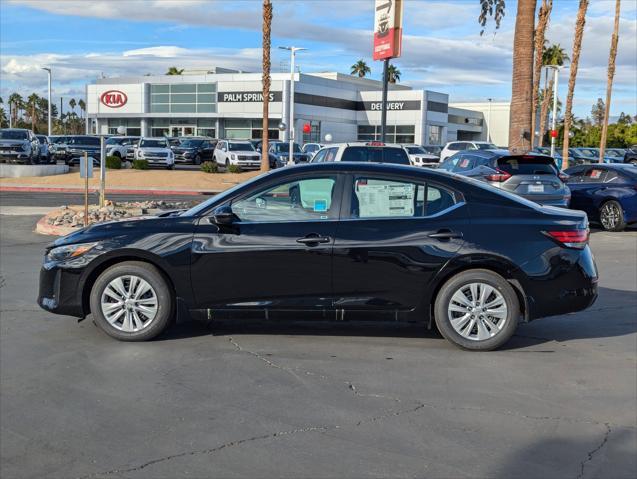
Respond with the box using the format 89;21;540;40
1;212;635;479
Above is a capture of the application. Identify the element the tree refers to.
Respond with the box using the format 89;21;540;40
387;64;401;83
617;112;633;124
531;0;553;148
538;43;569;146
26;93;40;132
591;98;605;127
350;59;371;78
78;99;86;119
8;93;23;126
261;0;273;172
508;0;536;154
0;97;7;128
599;0;621;161
479;0;506;35
166;67;184;75
562;0;589;170
69;98;76;114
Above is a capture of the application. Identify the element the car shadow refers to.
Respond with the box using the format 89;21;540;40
157;286;637;349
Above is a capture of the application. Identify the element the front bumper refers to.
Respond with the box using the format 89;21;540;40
0;153;32;163
37;263;85;318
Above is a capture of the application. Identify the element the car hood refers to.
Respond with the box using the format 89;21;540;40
139;147;170;153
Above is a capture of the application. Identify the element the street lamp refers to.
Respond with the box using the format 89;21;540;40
486;98;493;143
41;67;52;136
544;65;563;158
279;46;307;166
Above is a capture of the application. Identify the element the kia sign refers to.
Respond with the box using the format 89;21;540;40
373;0;403;61
100;90;128;108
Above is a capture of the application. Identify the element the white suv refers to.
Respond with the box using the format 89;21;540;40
440;141;498;162
401;144;439;167
135;137;175;169
214;140;261;169
310;142;411;165
106;136;139;160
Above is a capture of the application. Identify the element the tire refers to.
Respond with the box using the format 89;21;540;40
599;200;626;232
89;261;174;341
225;158;230;169
167;164;174;170
113;152;121;159
434;269;519;351
194;154;202;165
629;160;637;165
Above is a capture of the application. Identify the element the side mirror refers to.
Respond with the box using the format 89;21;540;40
209;205;236;225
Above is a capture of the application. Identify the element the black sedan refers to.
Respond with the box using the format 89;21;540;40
38;163;598;351
173;138;217;164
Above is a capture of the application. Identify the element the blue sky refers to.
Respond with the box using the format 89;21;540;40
1;0;635;118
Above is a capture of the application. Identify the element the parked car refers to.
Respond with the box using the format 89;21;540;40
564;163;637;231
37;162;598;350
0;128;40;164
440;141;498;162
422;145;443;158
64;136;102;166
532;147;563;169
48;135;70;161
438;149;570;207
302;143;323;159
35;135;54;164
310;142;411;165
401;144;439;167
268;141;310;166
173;137;217;164
135;137;175;169
214;140;261;169
565;148;594;166
604;148;626;162
623;145;637;164
105;136;139;160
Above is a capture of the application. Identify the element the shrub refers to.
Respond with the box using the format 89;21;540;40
201;161;219;173
132;159;149;170
105;156;122;169
227;164;243;174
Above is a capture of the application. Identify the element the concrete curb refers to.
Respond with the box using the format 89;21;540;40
1;186;218;196
35;211;77;237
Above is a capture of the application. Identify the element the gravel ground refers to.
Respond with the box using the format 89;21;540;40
1;214;635;479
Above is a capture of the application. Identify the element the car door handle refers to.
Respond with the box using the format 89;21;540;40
296;235;331;245
428;230;463;240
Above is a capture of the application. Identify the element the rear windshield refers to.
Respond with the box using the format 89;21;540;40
497;156;558;175
68;136;100;146
0;130;28;140
341;146;410;165
476;143;497;150
140;139;168;148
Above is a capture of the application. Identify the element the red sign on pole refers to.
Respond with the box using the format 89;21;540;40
373;0;403;61
550;130;558;138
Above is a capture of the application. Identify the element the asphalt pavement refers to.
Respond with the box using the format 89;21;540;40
1;214;636;479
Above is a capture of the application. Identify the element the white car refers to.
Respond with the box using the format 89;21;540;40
214;140;261;169
400;144;439;167
310;142;411;165
106;136;139;160
301;143;323;159
135;137;175;169
440;141;498;162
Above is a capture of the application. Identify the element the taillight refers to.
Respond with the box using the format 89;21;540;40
558;173;569;182
543;229;589;249
485;168;512;182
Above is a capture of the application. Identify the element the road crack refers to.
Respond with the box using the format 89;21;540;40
575;423;611;479
227;336;303;381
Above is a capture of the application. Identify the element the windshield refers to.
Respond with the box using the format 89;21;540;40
406;146;426;154
228;142;255;152
423;146;442;154
274;143;301;153
304;144;320;152
476;143;497;150
578;148;597;157
50;136;68;144
140;139;168;148
181;139;204;148
497;156;558;175
106;137;125;145
68;136;100;146
36;136;48;143
605;150;621;157
0;130;28;140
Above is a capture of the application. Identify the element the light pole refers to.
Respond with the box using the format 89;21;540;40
545;65;561;158
486;98;493;142
41;67;52;136
279;46;306;166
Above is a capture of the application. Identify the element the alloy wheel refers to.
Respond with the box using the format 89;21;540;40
100;275;158;332
447;282;508;341
600;202;621;230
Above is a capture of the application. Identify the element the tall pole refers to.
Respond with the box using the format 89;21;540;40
60;97;64;134
288;50;295;166
42;68;52;136
549;66;559;158
487;98;493;142
380;59;389;143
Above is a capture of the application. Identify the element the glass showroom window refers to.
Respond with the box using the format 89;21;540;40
428;125;443;145
302;121;321;144
150;83;217;114
357;125;414;144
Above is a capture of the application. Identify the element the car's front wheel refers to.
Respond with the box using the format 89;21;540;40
90;261;173;341
434;269;519;351
599;200;625;231
194;154;202;165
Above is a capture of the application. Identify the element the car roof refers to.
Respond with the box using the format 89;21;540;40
140;137;169;140
321;142;404;148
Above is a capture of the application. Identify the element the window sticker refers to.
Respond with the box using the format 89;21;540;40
314;199;328;212
590;170;602;179
356;182;415;217
459;159;470;168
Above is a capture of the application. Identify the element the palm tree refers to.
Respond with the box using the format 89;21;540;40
538;43;569;146
387;64;401;83
26;93;40;131
531;0;553;148
8;93;23;126
261;0;273;172
69;98;76;114
78;99;86;120
599;0;621;161
166;66;184;75
562;0;589;170
351;60;371;78
508;0;536;154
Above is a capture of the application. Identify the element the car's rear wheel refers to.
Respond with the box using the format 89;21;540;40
434;269;519;351
599;200;625;231
225;158;230;169
194;154;202;165
90;262;173;341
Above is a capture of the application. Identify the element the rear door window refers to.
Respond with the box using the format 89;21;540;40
582;168;606;183
453;155;476;172
341;147;409;165
496;156;557;175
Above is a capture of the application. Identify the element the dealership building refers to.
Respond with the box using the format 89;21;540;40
86;68;509;146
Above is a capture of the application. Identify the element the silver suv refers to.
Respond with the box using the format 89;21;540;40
0;128;40;164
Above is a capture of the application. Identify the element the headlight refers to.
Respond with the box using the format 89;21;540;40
230;153;236;160
46;242;99;262
137;150;144;158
